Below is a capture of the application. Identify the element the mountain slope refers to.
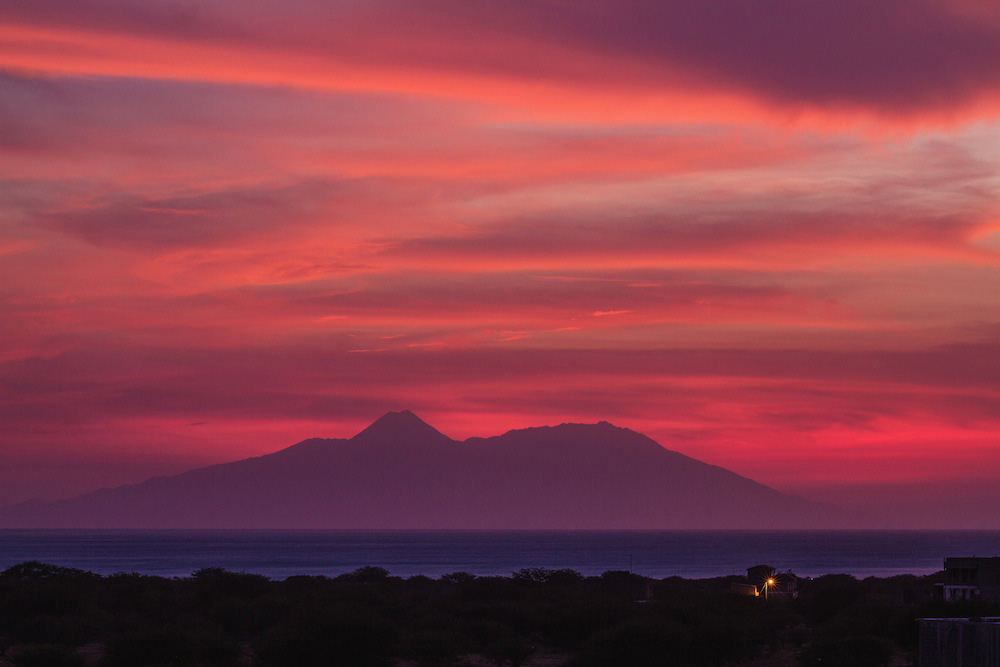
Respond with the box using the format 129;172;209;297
0;411;846;528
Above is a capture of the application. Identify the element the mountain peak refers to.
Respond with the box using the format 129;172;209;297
351;410;452;445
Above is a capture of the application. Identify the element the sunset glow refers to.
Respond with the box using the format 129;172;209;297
3;0;1000;513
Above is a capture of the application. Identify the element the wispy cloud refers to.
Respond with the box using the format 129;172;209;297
1;0;999;504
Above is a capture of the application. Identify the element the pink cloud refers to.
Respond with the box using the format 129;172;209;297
3;0;1000;117
1;1;999;510
2;339;1000;497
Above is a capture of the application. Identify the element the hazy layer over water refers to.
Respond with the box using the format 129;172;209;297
2;530;998;579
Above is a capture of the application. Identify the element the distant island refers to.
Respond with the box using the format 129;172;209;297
0;411;847;529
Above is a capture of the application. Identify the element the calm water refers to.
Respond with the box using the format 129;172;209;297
2;530;999;580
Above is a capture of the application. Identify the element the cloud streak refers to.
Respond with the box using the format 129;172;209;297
1;0;999;506
3;1;1000;118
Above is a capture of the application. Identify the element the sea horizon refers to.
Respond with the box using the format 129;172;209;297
4;528;999;581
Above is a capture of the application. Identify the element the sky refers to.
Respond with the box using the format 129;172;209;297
2;0;1000;517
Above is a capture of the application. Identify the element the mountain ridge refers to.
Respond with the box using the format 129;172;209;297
0;411;850;529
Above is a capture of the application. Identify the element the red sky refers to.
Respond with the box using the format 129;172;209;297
2;0;1000;515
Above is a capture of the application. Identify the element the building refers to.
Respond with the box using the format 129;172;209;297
731;564;799;599
747;564;776;587
939;558;1000;603
730;582;759;597
919;618;1000;667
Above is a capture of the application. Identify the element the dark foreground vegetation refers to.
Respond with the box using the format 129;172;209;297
0;562;995;667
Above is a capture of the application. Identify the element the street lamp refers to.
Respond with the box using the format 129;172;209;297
764;577;775;600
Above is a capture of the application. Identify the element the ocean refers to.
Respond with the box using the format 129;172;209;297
2;529;998;580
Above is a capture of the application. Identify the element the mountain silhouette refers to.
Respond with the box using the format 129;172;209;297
0;412;847;528
352;409;453;446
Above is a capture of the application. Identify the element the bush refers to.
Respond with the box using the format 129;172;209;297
7;644;85;667
571;619;694;667
255;611;395;667
799;635;895;667
104;625;241;667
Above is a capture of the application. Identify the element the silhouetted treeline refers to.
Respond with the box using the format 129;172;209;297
0;561;995;666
